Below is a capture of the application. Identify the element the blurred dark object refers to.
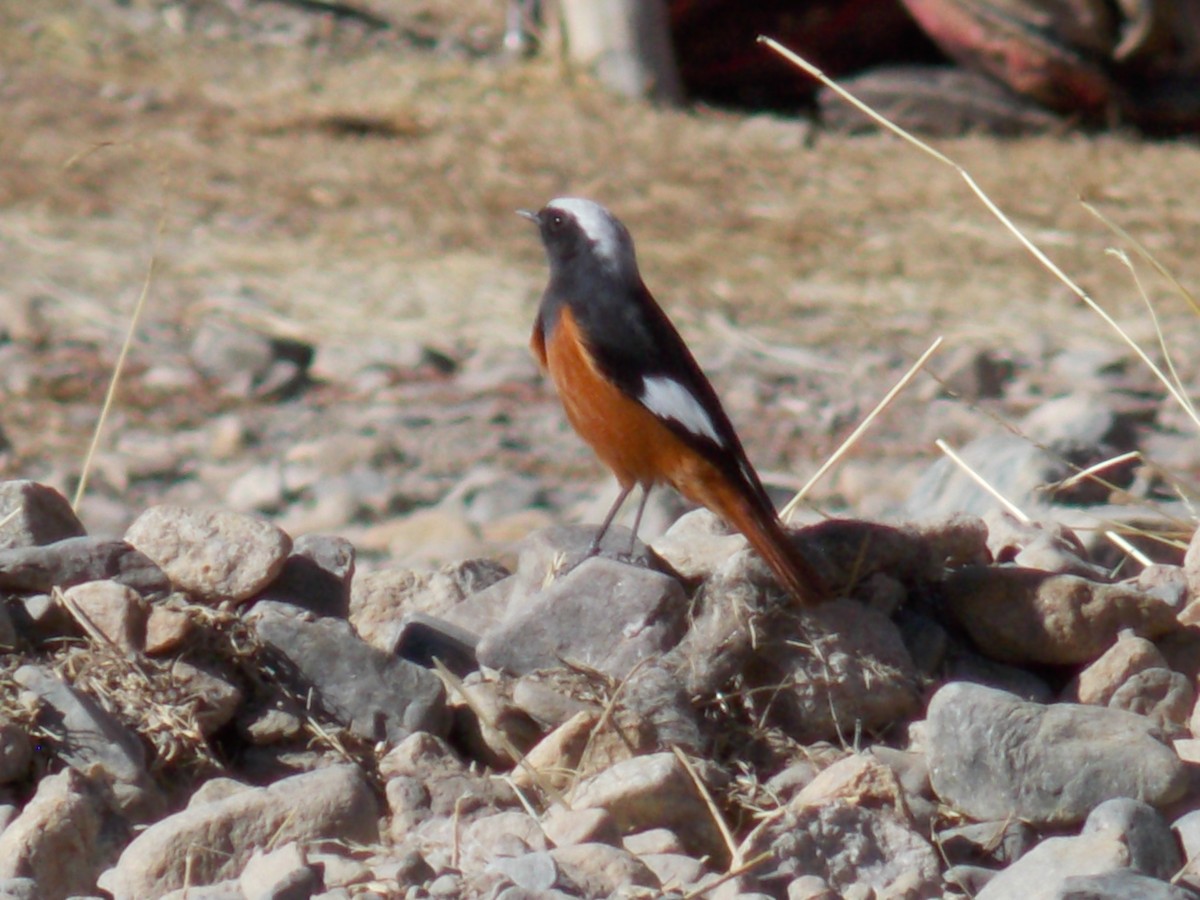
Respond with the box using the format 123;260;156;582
671;0;940;107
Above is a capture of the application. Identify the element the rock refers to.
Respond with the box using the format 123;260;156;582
143;604;194;656
512;674;593;727
541;805;621;848
1109;667;1194;735
509;709;639;794
639;853;710;894
0;768;119;899
0;719;31;784
390;612;479;678
239;843;322;900
984;509;1108;579
943;566;1179;666
189;320;312;400
380;732;515;837
1067;633;1167;705
1056;871;1197;899
936;819;1036;867
569;751;726;858
98;764;377;898
251;602;448;743
487;851;558;893
0;537;169;597
476;556;688;679
0;480;85;549
253;533;355;618
170;661;244;735
1185;526;1200;607
619;661;703;751
61;579;147;652
1084;798;1181;880
736;792;940;897
449;676;543;769
349;558;509;650
927;682;1188;826
622;828;685;856
745;599;922;743
14;664;162;818
651;507;750;583
548;843;660;897
125;505;292;603
975;828;1149;899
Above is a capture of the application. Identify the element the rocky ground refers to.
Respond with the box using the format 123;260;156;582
7;1;1200;899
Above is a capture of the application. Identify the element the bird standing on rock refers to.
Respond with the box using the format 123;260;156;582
520;197;824;605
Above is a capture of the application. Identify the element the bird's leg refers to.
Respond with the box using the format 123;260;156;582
586;482;633;558
626;483;652;555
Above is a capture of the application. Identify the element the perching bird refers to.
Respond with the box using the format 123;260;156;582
520;197;824;604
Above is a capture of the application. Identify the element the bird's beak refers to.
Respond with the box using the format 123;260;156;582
516;208;540;224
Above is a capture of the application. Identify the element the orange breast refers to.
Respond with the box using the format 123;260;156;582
544;307;711;492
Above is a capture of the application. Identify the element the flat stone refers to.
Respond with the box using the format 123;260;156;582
1067;633;1167;705
62;579;148;652
253;533;355;618
252;602;448;743
927;682;1188;826
14;664;162;818
0;537;169;597
477;556;687;679
125;505;292;603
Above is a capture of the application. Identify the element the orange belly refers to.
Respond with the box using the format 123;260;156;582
542;307;709;493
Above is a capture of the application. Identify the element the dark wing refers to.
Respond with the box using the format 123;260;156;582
575;280;776;511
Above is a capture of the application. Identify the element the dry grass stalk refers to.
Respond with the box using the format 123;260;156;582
762;36;1200;438
670;744;740;866
71;173;169;513
781;336;944;523
934;439;1030;522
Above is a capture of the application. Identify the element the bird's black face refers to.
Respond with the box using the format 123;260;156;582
518;198;638;283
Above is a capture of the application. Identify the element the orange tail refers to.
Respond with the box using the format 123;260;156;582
705;480;826;605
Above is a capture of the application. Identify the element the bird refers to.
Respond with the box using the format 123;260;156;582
519;197;825;605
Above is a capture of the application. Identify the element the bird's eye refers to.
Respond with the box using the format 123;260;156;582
547;213;566;231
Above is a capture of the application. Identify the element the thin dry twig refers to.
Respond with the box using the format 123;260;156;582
934;439;1029;521
781;336;943;523
671;744;740;866
72;172;170;512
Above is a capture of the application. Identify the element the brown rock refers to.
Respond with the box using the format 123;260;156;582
549;843;660;897
124;505;291;603
1110;668;1194;735
1067;633;1167;705
143;604;194;656
943;566;1179;666
62;580;147;652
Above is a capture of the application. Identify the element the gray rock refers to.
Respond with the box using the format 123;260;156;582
927;683;1188;826
189;320;312;400
0;480;85;550
253;533;356;618
125;505;292;603
476;556;688;679
98;764;377;899
1083;798;1181;880
252;602;448;743
0;768;121;899
737;798;941;897
14;664;162;818
390;611;479;678
1057;871;1197;900
549;843;660;897
943;566;1178;666
0;537;169;597
239;843;322;900
1108;667;1193;736
487;851;558;892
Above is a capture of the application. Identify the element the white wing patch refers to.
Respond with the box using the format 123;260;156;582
640;376;725;447
546;197;624;267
